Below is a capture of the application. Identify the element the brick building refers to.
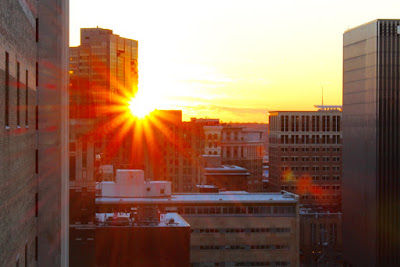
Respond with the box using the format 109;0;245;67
0;1;69;266
268;107;342;211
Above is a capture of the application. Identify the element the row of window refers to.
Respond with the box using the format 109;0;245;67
191;227;290;234
280;166;340;175
280;185;341;191
4;52;32;128
280;175;340;181
270;114;341;133
279;166;340;172
278;135;341;145
280;156;340;162
300;194;341;200
280;166;341;172
275;147;341;152
178;206;296;216
191;244;290;251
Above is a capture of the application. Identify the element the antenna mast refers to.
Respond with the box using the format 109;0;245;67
322;86;324;106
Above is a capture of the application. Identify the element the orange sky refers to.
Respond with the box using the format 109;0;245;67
70;0;400;122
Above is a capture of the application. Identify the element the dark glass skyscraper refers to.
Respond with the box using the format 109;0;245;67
343;19;400;266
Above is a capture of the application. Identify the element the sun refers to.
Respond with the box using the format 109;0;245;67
127;93;155;119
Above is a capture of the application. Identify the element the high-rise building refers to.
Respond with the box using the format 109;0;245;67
0;1;69;266
343;19;400;266
268;108;342;210
69;28;138;166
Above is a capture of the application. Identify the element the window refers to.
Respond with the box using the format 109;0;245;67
35;18;39;42
36;62;38;86
17;62;20;126
69;155;76;181
25;243;27;267
332;166;340;171
35;193;38;217
35;236;38;261
281;156;289;162
5;52;9;126
25;70;28;125
322;175;330;180
322;156;330;162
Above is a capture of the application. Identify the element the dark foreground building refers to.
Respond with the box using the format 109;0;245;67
0;1;69;266
70;212;190;267
343;19;400;266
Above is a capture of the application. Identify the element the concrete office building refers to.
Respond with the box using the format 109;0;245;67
0;1;69;266
268;108;342;210
96;172;300;267
343;19;400;266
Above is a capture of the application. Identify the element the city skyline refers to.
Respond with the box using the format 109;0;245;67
70;0;400;122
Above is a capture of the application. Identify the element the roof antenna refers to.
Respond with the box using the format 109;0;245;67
322;86;324;106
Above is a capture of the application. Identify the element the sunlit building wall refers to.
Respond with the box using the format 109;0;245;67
0;0;69;266
343;19;400;266
268;109;342;210
69;28;138;166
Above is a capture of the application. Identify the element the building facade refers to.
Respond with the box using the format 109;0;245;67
343;19;400;266
221;126;265;191
96;175;300;267
300;209;342;265
69;28;138;166
268;108;342;211
0;1;69;266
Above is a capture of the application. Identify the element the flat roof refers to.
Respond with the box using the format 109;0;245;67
344;19;400;33
96;212;189;227
96;191;298;205
205;165;248;172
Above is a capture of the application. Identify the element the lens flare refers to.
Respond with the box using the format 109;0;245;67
127;93;155;119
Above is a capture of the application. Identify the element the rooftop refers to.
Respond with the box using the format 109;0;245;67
344;19;400;33
205;164;249;174
96;212;189;228
96;191;299;205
